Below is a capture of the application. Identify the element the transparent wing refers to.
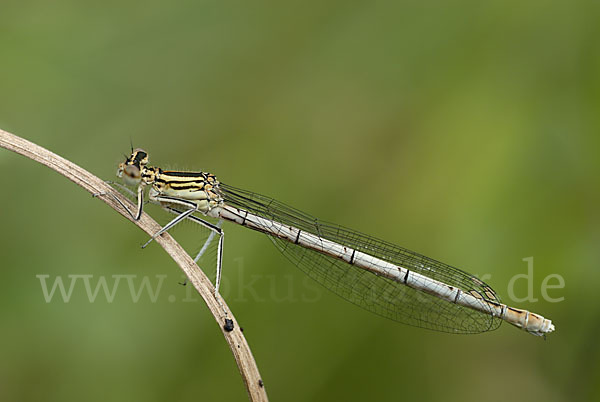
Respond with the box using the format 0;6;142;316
219;183;502;334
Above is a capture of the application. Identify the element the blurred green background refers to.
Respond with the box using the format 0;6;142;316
0;1;598;401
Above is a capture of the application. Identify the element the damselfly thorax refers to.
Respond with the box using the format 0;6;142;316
148;168;223;214
117;148;224;215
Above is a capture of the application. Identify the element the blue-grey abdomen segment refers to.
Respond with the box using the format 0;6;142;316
217;183;503;334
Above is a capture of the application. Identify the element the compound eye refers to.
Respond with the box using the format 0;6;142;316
122;164;142;186
125;164;141;179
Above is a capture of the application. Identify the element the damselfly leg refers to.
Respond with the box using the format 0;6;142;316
164;206;224;291
104;178;226;295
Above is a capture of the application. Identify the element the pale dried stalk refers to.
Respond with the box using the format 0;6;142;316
0;128;268;402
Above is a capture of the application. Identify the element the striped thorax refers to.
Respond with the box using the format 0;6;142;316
117;148;224;214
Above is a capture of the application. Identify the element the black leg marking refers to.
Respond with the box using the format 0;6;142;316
403;270;410;284
93;182;141;221
294;230;301;244
135;185;144;220
349;249;356;264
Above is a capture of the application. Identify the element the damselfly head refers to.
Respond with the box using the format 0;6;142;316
117;148;148;186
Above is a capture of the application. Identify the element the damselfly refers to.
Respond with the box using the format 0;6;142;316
113;149;555;336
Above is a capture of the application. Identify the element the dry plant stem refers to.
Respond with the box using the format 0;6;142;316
0;128;268;402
